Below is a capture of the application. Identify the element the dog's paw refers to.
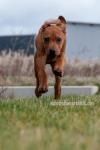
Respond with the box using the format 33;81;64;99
38;85;48;94
35;88;42;97
54;68;63;77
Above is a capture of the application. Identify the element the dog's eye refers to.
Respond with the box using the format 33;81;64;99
44;37;50;44
56;37;62;43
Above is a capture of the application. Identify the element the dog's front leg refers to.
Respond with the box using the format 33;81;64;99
34;55;48;97
51;54;66;99
53;54;66;77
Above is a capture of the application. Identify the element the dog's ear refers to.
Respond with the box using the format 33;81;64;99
58;16;67;24
41;22;51;32
58;16;67;33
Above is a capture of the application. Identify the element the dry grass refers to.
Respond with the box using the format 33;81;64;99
64;58;100;77
0;51;100;86
0;51;34;77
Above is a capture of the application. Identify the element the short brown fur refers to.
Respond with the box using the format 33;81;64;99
34;16;67;99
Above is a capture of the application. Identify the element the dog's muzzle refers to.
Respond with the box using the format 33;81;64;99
49;49;56;57
48;48;58;58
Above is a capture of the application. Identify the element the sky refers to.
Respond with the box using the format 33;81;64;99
0;0;100;35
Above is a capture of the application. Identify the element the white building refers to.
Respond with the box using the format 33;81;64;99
67;21;100;59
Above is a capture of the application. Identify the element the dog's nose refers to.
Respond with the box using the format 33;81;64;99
49;49;56;57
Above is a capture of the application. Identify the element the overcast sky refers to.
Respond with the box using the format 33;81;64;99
0;0;100;35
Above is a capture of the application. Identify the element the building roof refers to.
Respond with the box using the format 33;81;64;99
68;20;100;26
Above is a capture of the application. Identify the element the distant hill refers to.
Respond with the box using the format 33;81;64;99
0;35;35;54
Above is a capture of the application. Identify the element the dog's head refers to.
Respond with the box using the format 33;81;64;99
41;16;67;58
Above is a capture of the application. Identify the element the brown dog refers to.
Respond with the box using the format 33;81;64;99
34;16;67;99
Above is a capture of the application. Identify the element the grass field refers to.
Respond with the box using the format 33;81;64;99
0;95;100;150
0;52;100;149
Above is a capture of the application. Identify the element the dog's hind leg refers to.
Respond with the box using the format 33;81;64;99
54;76;62;99
51;64;62;99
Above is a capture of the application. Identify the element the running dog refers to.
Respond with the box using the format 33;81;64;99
34;16;67;99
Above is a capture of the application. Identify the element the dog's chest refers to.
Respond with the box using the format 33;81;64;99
46;55;57;64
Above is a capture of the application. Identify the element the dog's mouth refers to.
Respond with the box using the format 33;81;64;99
47;48;59;59
49;52;56;58
48;53;57;62
48;54;58;63
49;55;57;62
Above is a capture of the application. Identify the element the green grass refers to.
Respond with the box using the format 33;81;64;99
0;95;100;150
